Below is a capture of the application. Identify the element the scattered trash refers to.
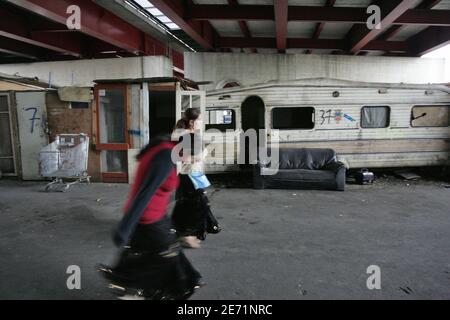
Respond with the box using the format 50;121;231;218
96;198;102;203
399;287;413;295
355;169;375;185
394;170;421;181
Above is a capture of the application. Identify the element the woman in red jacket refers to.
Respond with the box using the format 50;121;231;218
99;133;203;300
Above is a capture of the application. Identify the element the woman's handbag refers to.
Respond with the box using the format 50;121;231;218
188;172;211;190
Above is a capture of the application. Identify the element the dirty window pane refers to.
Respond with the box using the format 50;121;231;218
191;95;201;110
272;107;315;130
206;109;236;131
0;159;14;174
361;106;390;128
181;95;190;113
0;113;13;157
71;102;89;109
101;150;127;173
411;106;449;127
0;96;8;112
99;89;126;144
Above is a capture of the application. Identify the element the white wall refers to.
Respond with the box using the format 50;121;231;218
185;53;447;91
0;56;173;87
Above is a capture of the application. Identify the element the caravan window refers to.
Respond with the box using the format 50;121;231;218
361;106;390;128
205;109;236;131
411;105;449;127
272;107;315;130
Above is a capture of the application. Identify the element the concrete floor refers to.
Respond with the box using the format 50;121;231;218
0;177;449;300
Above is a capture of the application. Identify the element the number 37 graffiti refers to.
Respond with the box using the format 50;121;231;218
319;109;356;125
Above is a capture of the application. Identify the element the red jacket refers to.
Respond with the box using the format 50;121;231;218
123;141;179;225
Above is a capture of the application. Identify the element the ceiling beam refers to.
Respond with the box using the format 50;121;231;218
185;4;450;26
0;37;40;60
3;0;151;55
346;0;417;54
0;6;82;57
307;0;336;54
407;26;450;56
218;37;408;52
379;0;442;41
228;0;256;53
274;0;288;53
151;0;217;50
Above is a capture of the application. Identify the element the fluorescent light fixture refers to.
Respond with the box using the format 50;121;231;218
158;16;172;23
134;0;150;8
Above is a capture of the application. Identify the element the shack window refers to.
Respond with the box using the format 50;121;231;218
205;109;236;131
272;107;315;130
411;105;449;127
70;102;90;109
361;106;390;128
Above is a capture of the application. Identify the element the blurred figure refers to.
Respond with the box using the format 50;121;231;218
172;108;221;249
98;133;204;300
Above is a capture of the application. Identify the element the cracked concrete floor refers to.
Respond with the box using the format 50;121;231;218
0;178;449;300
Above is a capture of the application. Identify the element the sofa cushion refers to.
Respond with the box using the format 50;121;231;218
271;148;337;170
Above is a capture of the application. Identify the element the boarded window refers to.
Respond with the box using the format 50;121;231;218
411;105;449;127
70;101;90;109
0;95;15;174
206;109;236;131
272;107;315;130
361;106;390;128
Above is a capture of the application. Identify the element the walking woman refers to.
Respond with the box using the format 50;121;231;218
172;108;221;249
99;133;204;300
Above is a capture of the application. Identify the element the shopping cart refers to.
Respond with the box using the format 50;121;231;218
39;133;91;192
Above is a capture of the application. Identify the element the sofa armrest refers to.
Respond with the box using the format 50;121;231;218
323;161;345;172
323;161;346;191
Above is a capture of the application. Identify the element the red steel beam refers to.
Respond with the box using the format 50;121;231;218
307;0;336;54
4;0;148;55
274;0;288;53
0;37;40;60
379;0;442;41
218;37;408;52
0;6;81;57
407;26;450;56
417;0;443;9
346;0;417;54
151;0;216;50
228;0;256;53
185;4;450;26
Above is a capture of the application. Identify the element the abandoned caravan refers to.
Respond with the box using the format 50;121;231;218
202;78;450;173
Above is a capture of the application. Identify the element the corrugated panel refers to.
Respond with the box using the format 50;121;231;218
334;0;372;7
247;21;275;37
389;25;429;41
288;21;317;38
193;0;228;4
209;20;243;37
238;0;273;4
320;23;354;39
289;0;326;5
433;0;450;9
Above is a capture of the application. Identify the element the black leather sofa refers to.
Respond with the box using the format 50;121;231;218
253;148;346;191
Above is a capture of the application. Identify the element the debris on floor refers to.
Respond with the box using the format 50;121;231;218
394;170;421;181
